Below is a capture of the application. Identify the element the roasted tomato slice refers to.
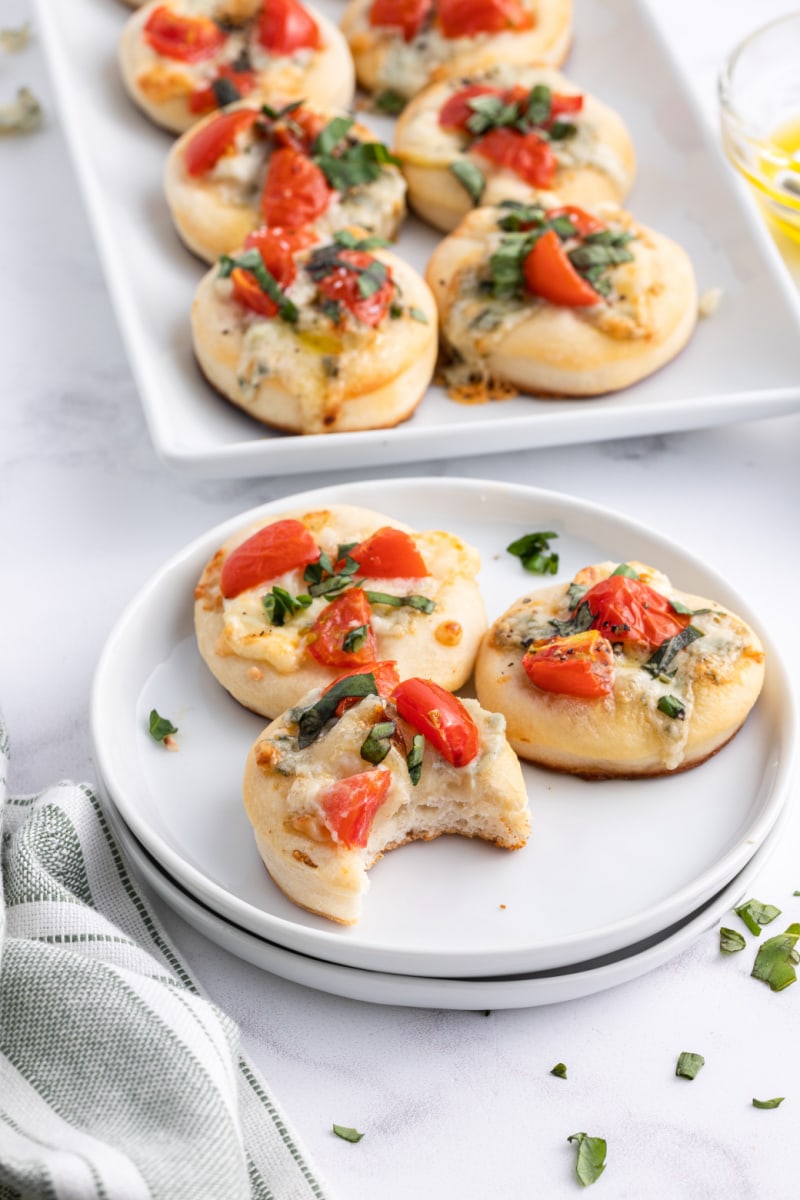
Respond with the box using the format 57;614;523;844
320;769;392;849
229;226;313;317
523;229;601;308
258;0;321;54
188;66;258;115
522;630;615;698
184;108;260;177
315;249;394;327
345;528;428;578
471;127;556;189
271;105;327;151
261;145;331;226
143;5;226;61
368;0;433;41
392;678;479;767
220;519;320;598
549;92;584;120
581;574;690;649
309;589;378;668
437;0;533;39
438;84;501;130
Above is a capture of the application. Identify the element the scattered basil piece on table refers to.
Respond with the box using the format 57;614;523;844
675;1052;705;1080
332;1124;364;1143
567;1132;606;1186
149;710;177;744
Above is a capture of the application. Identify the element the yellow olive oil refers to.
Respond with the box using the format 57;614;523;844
751;114;800;240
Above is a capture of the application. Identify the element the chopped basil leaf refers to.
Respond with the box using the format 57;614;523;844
449;159;485;205
304;551;359;598
333;230;390;251
525;84;552;127
751;924;800;991
642;625;704;677
506;531;559;575
720;926;746;954
794;891;800;897
567;1132;606;1187
337;541;358;559
356;259;388;299
408;306;429;324
260;99;303;122
218;250;298;323
550;1062;567;1079
364;591;435;614
549;599;594;639
657;694;685;721
296;674;378;748
149;710;177;743
332;1124;364;1143
210;76;242;108
315;139;400;191
610;562;639;579
375;88;406;115
565;581;588;608
343;624;369;653
488;231;534;296
676;1052;705;1080
407;733;424;785
548;119;578;140
735;899;782;937
361;720;396;765
312;115;354;157
262;586;312;626
753;1097;785;1109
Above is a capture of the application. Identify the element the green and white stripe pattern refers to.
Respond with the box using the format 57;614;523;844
0;715;330;1200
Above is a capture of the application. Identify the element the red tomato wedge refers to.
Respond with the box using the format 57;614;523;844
369;0;433;41
229;226;313;317
220;519;319;598
549;92;584;119
315;249;394;327
345;528;428;578
392;678;479;768
522;630;614;699
438;84;501;130
438;0;533;39
261;145;331;226
471;127;556;189
309;589;378;668
188;66;258;115
143;6;225;61
258;0;321;55
272;105;327;151
184;108;260;177
581;574;690;649
322;660;401;716
546;205;604;238
320;769;392;849
523;229;600;308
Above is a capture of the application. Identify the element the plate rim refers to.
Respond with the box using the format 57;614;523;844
90;476;799;975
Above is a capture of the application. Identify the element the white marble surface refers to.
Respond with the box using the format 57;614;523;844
3;1;800;1196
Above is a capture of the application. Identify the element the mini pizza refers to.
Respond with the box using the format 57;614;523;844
166;101;406;262
340;0;571;103
394;65;635;233
243;669;530;923
426;200;697;399
194;503;487;717
475;560;766;778
119;0;355;133
191;226;437;431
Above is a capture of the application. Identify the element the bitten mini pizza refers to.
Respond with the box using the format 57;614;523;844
191;227;437;432
243;668;530;923
340;0;572;103
119;0;354;133
195;503;487;717
475;560;765;778
394;65;635;232
166;101;406;262
426;200;697;399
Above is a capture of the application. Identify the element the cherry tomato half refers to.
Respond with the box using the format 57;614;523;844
322;660;401;716
438;84;501;130
392;678;479;767
437;0;533;39
261;145;331;226
320;769;392;848
230;227;313;317
258;0;321;55
309;589;378;668
581;574;690;649
369;0;433;42
184;108;260;177
220;519;320;598
523;229;600;308
522;630;615;698
346;528;428;578
315;249;394;327
471;127;556;189
143;5;225;62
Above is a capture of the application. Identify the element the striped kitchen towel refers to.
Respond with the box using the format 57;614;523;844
0;714;331;1200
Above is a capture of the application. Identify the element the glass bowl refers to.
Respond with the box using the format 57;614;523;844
719;11;800;239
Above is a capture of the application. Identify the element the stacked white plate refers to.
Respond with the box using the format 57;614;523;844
92;479;797;1009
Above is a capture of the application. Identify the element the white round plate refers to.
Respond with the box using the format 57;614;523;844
91;478;796;978
107;793;786;1010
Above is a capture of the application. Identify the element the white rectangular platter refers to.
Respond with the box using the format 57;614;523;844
38;0;800;479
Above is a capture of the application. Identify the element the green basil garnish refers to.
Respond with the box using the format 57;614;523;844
734;899;782;937
262;586;312;626
296;673;378;748
332;1124;364;1143
408;306;429;324
406;733;424;785
642;626;704;678
211;76;241;108
753;1097;785;1109
312;115;354;157
356;259;388;300
549;599;594;639
360;720;395;765
567;1132;606;1187
218;250;298;323
657;694;685;721
343;624;368;653
610;562;639;579
719;927;746;954
374;88;406;115
550;1063;567;1079
364;591;435;613
506;531;559;575
149;709;177;744
449;159;485;204
676;1052;705;1080
751;924;800;991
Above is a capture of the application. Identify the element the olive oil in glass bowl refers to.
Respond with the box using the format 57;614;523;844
720;12;800;241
